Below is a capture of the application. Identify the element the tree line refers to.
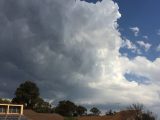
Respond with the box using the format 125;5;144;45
0;81;157;119
0;81;101;116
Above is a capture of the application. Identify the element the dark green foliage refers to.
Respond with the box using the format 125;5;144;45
55;100;87;117
76;105;87;116
12;81;40;109
33;97;53;113
55;100;77;116
90;107;101;116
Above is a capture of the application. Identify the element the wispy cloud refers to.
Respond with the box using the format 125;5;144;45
130;27;140;36
137;41;152;52
156;44;160;52
143;35;148;39
157;29;160;36
122;39;141;54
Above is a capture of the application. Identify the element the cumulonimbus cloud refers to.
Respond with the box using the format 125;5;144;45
0;0;160;116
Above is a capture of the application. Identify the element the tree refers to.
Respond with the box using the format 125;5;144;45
55;100;77;116
127;104;144;111
127;104;156;120
141;111;156;120
33;97;52;113
12;81;40;109
105;109;115;116
90;107;101;116
76;105;87;116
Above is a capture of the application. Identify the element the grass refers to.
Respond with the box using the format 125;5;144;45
64;117;77;120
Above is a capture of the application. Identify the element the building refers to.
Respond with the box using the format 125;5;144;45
0;104;23;115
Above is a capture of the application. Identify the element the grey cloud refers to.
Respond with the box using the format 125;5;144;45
0;0;101;101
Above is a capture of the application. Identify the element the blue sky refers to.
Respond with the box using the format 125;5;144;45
87;0;160;61
114;0;160;61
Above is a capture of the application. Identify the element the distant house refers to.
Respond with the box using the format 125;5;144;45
0;104;23;115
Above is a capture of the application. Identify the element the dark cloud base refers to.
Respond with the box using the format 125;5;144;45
0;0;101;102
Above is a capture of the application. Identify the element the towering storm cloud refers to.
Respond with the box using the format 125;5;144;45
1;0;160;114
0;0;121;100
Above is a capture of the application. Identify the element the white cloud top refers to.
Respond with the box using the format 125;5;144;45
130;27;140;36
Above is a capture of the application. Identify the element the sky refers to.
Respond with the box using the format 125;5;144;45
1;0;160;116
114;0;160;61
